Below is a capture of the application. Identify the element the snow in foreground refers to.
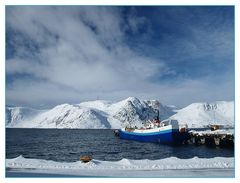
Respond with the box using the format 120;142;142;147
6;156;234;177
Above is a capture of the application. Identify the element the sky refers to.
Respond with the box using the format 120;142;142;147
5;6;234;108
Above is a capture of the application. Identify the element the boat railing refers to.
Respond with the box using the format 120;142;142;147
125;127;135;132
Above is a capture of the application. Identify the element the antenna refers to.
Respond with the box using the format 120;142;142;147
213;109;215;124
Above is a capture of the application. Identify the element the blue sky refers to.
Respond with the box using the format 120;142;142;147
6;6;234;108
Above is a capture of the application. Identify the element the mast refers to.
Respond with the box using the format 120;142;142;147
157;110;159;120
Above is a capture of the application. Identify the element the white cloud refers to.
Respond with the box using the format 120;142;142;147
6;6;168;106
6;6;234;108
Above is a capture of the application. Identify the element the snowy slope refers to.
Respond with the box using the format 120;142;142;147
6;97;173;129
108;97;164;128
6;98;234;129
5;107;45;127
170;101;234;128
13;104;112;129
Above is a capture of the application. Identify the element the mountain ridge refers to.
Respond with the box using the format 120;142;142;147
6;98;234;129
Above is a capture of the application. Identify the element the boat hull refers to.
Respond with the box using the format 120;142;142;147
119;129;189;145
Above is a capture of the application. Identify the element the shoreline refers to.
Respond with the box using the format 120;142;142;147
6;156;234;178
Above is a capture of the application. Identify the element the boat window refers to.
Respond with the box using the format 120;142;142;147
160;121;169;127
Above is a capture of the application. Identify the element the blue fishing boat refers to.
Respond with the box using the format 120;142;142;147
118;119;189;145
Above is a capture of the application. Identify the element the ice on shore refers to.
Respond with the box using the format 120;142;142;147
6;155;234;171
6;156;234;177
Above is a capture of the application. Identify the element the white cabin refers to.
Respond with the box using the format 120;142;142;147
160;119;179;129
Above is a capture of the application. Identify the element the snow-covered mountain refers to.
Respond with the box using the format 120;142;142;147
6;98;234;129
170;101;234;128
6;97;174;129
6;107;45;127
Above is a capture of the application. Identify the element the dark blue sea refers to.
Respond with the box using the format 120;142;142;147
6;129;234;162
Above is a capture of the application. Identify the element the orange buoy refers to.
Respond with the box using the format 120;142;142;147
80;156;92;163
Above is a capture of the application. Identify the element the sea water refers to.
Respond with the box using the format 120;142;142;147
6;128;234;162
